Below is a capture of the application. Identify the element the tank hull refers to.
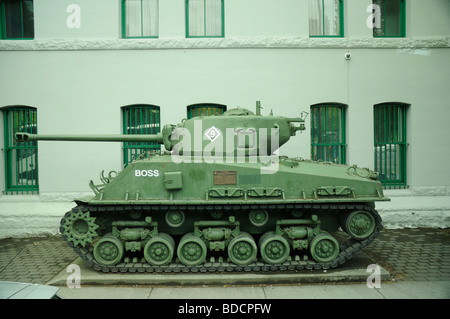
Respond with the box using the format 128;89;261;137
60;154;387;272
84;154;388;205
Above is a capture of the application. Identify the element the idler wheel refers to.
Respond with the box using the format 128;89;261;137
309;232;339;263
93;235;124;266
228;232;257;265
342;210;376;240
177;233;207;266
144;233;175;266
259;232;290;264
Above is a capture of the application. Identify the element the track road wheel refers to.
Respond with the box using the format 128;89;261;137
228;232;257;265
93;235;124;266
259;232;290;264
144;233;175;266
309;232;339;263
177;233;207;266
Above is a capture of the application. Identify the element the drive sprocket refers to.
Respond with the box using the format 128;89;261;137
60;208;99;247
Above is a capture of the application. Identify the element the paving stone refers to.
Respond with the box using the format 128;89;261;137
0;229;448;285
362;228;450;282
0;235;78;284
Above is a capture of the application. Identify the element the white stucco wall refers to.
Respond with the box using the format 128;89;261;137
0;0;449;238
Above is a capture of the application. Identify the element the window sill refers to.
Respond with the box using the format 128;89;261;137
0;38;34;40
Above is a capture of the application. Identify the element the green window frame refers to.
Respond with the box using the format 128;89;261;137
309;0;344;38
187;103;226;119
2;106;38;194
310;103;346;164
186;0;224;38
0;0;34;39
374;102;408;189
372;0;405;37
122;105;161;166
122;0;159;38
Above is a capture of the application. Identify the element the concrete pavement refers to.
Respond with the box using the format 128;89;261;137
55;280;450;299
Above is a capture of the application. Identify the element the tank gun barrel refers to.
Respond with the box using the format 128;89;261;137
15;132;164;143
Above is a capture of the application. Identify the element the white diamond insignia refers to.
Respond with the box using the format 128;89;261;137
205;126;221;142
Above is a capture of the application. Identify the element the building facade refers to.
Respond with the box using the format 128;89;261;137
0;0;449;238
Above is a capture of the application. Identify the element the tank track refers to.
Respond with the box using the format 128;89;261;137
61;203;382;273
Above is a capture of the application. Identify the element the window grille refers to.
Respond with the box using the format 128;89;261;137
187;103;226;119
374;103;408;189
122;0;158;38
186;0;224;38
2;106;38;194
122;105;161;166
0;0;34;39
310;103;346;164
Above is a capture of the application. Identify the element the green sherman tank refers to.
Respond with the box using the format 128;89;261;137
16;104;389;273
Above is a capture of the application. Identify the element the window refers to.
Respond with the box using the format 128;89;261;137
2;106;38;194
309;0;343;37
0;0;34;39
310;103;346;164
122;0;158;38
374;103;408;189
372;0;405;37
122;105;161;166
186;0;224;38
187;103;226;119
